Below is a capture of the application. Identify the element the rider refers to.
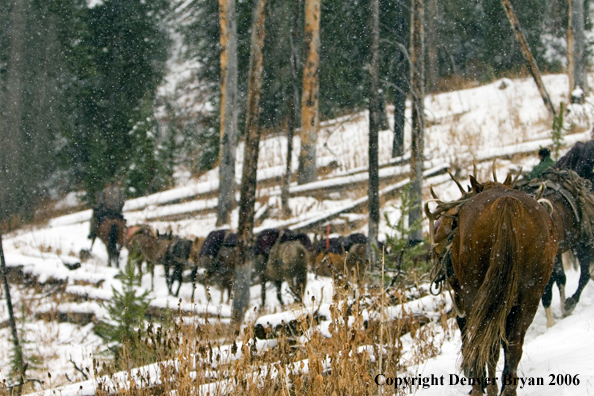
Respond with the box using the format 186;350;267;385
528;147;555;180
88;182;126;241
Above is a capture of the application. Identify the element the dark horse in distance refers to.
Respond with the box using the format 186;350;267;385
429;178;557;396
92;216;126;268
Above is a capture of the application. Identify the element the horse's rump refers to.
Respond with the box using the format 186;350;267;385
454;188;556;377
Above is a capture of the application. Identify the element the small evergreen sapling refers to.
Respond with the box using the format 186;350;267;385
95;260;152;369
551;102;567;161
383;186;429;284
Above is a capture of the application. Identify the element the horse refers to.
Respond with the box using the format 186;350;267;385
313;234;371;282
556;140;594;189
157;231;193;297
264;240;309;306
192;230;240;303
520;168;594;325
126;225;159;289
93;216;126;268
430;178;557;396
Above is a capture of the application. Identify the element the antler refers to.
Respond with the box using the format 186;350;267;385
492;159;498;182
430;186;439;200
448;171;467;196
511;167;523;187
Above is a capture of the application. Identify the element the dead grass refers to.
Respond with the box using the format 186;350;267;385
77;277;452;396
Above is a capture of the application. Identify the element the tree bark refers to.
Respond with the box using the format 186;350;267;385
409;0;425;243
426;0;438;92
0;0;27;221
568;0;588;101
297;0;320;185
368;0;380;265
281;0;302;217
216;0;239;226
234;0;267;322
568;0;575;97
392;0;410;158
0;229;25;386
500;0;556;116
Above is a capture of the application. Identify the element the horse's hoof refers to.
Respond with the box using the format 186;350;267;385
563;298;577;316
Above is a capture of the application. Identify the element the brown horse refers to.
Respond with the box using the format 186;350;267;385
93;217;126;268
192;230;240;303
125;225;170;290
431;179;557;396
265;240;309;306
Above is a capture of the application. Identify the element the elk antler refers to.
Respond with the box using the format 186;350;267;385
492;159;498;182
430;186;439;200
448;171;467;196
511;167;523;187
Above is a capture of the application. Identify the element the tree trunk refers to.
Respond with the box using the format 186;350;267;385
234;0;267;322
569;0;588;102
426;0;438;92
392;0;410;158
368;0;380;265
297;0;320;185
281;0;302;217
216;0;239;226
0;229;25;387
568;0;575;97
500;0;556;116
0;0;27;221
409;0;425;244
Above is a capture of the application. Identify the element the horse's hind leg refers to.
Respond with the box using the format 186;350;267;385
564;248;592;315
174;263;184;297
276;280;284;306
542;255;562;327
486;343;500;396
261;276;267;306
500;306;528;396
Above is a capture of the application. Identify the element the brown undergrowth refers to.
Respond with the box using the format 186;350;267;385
89;279;452;396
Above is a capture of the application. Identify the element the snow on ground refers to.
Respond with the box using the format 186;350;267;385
3;72;594;391
399;269;594;396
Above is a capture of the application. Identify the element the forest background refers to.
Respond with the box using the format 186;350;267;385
0;0;587;227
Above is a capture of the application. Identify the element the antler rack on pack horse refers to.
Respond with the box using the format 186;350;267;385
425;166;557;396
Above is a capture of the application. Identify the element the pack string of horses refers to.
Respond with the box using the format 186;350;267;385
87;139;594;396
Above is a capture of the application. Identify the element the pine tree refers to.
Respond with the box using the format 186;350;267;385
95;260;152;368
384;186;429;278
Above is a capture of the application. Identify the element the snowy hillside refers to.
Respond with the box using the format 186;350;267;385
2;72;594;394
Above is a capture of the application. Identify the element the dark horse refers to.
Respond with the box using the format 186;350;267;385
430;179;557;396
556;140;594;189
192;230;240;303
157;231;193;297
254;228;312;305
521;169;594;325
92;216;126;268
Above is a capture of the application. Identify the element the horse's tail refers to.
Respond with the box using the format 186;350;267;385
462;196;522;377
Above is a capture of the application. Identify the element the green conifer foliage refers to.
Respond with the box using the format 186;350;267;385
95;260;152;369
383;186;429;282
